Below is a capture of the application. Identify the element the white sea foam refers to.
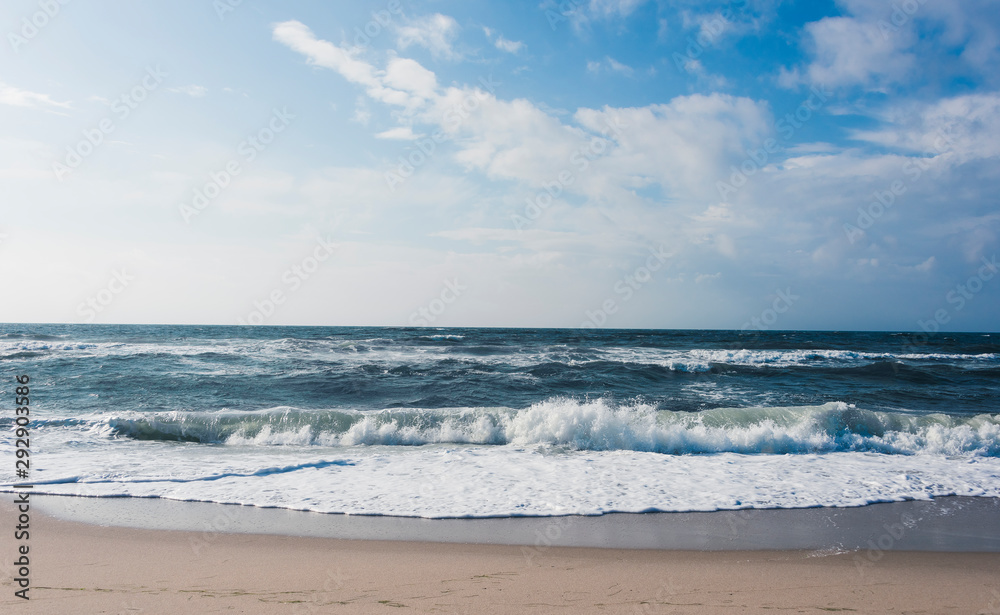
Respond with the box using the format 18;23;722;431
5;437;1000;518
79;400;1000;457
4;399;999;518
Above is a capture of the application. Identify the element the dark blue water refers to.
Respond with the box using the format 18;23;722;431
3;324;999;517
2;324;997;418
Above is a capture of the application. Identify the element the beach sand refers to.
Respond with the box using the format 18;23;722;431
3;499;1000;614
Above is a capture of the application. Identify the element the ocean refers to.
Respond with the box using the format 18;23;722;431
2;324;999;518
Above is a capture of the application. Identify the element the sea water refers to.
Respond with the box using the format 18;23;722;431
1;325;998;517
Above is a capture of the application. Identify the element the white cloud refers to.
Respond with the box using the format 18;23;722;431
775;66;800;89
352;96;371;125
677;57;729;89
273;20;381;87
483;28;524;53
273;20;432;111
375;127;422;140
271;18;863;295
606;57;634;76
836;0;1000;78
542;0;659;35
573;94;773;201
384;56;438;99
586;0;649;19
788;2;1000;91
434;227;577;244
657;18;670;41
852;93;1000;161
270;16;999;299
586;57;635;76
168;85;207;97
396;14;461;60
494;35;524;54
279;16;765;216
0;82;71;111
482;25;523;53
428;91;586;186
798;16;915;89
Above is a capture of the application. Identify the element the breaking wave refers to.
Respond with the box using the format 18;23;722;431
82;400;1000;456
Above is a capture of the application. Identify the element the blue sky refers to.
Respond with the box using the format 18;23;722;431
1;0;998;330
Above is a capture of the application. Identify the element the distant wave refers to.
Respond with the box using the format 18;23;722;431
73;400;1000;456
3;338;996;371
607;349;1000;372
0;333;67;341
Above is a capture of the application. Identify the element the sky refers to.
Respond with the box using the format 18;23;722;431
1;0;998;331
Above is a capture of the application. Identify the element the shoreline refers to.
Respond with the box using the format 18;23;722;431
4;497;1000;613
21;493;1000;551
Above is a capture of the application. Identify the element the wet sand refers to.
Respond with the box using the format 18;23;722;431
2;497;1000;613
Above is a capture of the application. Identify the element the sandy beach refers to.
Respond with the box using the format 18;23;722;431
5;0;1000;608
3;498;1000;614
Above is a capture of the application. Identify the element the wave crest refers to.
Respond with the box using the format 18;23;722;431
78;400;1000;456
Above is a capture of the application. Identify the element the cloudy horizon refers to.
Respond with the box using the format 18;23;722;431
2;0;998;331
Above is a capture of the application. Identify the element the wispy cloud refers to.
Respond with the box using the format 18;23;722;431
782;2;1000;91
396;13;461;60
375;126;422;140
483;27;523;54
0;82;71;111
586;56;635;76
352;96;371;125
168;85;208;97
273;20;435;112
